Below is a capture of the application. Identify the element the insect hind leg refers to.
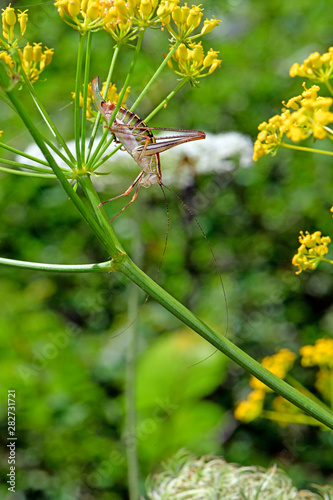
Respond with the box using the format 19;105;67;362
97;171;144;221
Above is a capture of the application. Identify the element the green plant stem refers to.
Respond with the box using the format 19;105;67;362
92;136;122;170
74;32;87;168
87;42;121;161
20;72;76;164
4;83;123;258
281;142;333;156
40;134;75;169
114;255;333;430
0;257;111;273
0;157;66;176
3;70;333;431
0;141;49;166
81;30;92;163
286;374;330;409
325;80;333;96
144;78;188;123
86;30;145;171
0;165;57;178
130;41;181;112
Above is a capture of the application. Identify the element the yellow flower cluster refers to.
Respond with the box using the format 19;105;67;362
73;80;130;118
161;3;221;42
234;389;265;423
292;231;331;274
253;84;333;161
1;4;28;47
300;338;333;369
0;42;54;84
0;6;54;85
234;349;296;423
54;1;221;43
290;47;333;83
167;42;221;83
250;349;296;391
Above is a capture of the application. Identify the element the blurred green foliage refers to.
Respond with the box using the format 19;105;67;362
1;0;333;498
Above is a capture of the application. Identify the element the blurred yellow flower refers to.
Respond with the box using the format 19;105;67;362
234;389;265;423
250;349;296;391
300;338;333;368
290;47;333;84
292;231;331;274
253;84;333;161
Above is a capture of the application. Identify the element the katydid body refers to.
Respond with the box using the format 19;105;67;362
92;76;205;220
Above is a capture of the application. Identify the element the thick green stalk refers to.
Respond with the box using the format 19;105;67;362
74;32;87;168
0;257;111;273
115;256;333;430
4;84;122;258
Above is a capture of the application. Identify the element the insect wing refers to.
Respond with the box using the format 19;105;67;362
134;131;206;156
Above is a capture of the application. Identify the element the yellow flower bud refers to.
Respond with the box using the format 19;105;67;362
33;43;43;62
2;19;10;40
208;59;221;74
180;4;190;24
140;0;153;18
186;6;202;30
128;0;140;8
18;10;28;35
81;0;89;13
171;6;182;25
103;8;117;24
87;2;99;19
115;0;129;19
203;49;219;67
0;131;3;137
201;17;220;35
43;47;54;66
3;5;16;26
68;0;81;17
161;14;170;25
54;0;70;17
192;43;204;63
157;3;167;17
176;43;189;61
23;42;33;63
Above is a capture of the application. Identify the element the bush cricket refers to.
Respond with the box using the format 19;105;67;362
92;76;206;221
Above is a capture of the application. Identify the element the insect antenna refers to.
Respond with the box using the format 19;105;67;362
109;186;170;340
161;182;229;342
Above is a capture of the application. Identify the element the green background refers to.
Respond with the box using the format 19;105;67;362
0;0;333;498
